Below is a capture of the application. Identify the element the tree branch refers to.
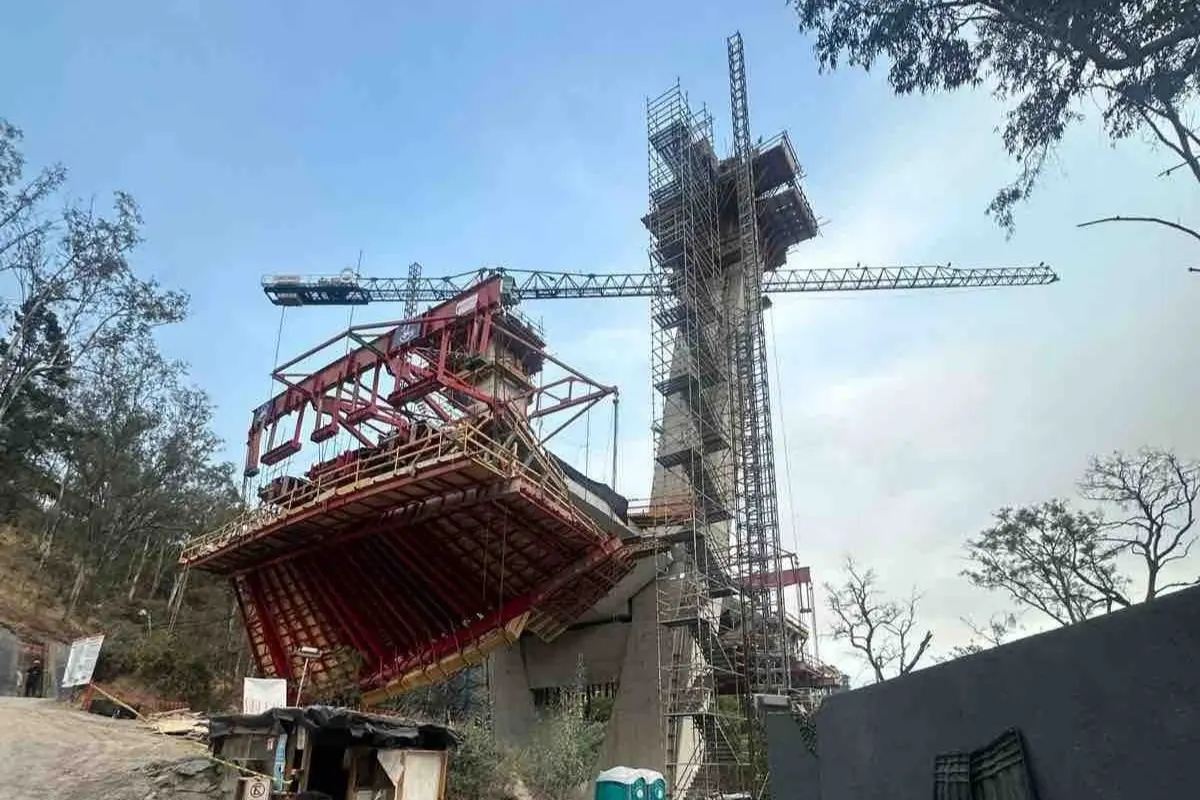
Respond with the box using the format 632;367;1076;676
1077;215;1200;244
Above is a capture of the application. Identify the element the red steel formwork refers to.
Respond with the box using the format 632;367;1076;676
181;276;632;704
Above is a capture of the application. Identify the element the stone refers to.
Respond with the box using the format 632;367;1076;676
171;757;216;777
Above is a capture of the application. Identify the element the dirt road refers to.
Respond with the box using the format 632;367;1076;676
0;697;206;799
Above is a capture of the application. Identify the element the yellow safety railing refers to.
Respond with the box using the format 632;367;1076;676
627;494;702;526
181;418;583;564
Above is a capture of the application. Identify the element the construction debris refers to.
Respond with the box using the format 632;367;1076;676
140;709;208;741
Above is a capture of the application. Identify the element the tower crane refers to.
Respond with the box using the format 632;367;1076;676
251;31;1060;799
258;258;1057;790
261;263;1057;307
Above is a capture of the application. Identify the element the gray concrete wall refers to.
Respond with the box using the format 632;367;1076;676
597;583;666;774
489;581;668;773
523;623;630;689
0;627;19;696
763;713;820;800
765;585;1200;800
489;643;537;746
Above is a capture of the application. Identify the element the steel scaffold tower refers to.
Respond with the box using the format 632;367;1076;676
646;84;746;798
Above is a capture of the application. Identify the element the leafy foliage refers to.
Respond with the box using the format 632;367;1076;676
446;720;519;800
0;118;242;710
517;706;605;800
0;120;187;429
790;0;1200;235
0;300;72;516
966;448;1199;626
964;500;1123;625
825;556;933;683
446;699;605;800
380;665;484;723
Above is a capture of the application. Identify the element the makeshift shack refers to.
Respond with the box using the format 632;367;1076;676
209;706;459;800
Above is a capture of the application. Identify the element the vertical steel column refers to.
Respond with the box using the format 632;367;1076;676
727;32;790;701
404;261;422;319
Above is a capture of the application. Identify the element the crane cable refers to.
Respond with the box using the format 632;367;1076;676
584;403;591;477
320;301;358;468
243;305;290;504
766;310;798;553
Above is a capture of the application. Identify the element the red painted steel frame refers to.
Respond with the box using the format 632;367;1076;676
243;274;617;478
198;275;632;700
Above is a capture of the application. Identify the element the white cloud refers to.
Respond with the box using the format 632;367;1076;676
756;89;1200;680
777;266;1200;676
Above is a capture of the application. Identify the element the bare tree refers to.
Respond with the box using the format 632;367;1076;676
944;612;1021;660
966;449;1199;627
1080;448;1199;601
825;557;933;683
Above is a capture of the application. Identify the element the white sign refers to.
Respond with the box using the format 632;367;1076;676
243;677;288;714
62;634;105;688
455;293;478;316
242;776;271;799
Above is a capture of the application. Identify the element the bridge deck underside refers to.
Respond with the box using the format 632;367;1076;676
191;447;632;701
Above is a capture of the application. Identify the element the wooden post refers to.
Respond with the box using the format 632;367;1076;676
79;683;97;712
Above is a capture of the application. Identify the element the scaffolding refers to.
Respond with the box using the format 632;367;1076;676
647;83;747;798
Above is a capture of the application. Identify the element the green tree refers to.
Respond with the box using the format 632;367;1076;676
964;500;1122;626
518;706;605;800
0;118;243;710
446;721;518;800
965;450;1198;626
0;299;72;516
49;335;237;616
0;119;187;427
790;0;1200;244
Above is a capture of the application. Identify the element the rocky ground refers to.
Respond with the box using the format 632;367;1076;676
0;698;222;799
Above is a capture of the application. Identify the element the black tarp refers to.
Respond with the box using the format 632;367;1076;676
209;706;459;750
551;453;629;522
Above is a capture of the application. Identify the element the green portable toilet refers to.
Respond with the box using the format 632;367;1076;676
596;767;649;800
634;769;666;800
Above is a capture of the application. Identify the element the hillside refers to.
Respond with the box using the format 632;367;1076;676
0;527;92;643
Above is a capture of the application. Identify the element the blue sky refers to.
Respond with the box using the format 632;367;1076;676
4;0;1197;676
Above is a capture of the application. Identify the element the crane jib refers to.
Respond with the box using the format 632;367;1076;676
260;264;1058;306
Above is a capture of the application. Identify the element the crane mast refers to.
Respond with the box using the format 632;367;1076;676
728;31;790;704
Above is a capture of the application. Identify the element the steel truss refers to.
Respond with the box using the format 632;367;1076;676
182;275;632;705
262;264;1058;305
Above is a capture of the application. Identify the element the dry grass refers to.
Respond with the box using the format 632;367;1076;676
0;527;90;641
